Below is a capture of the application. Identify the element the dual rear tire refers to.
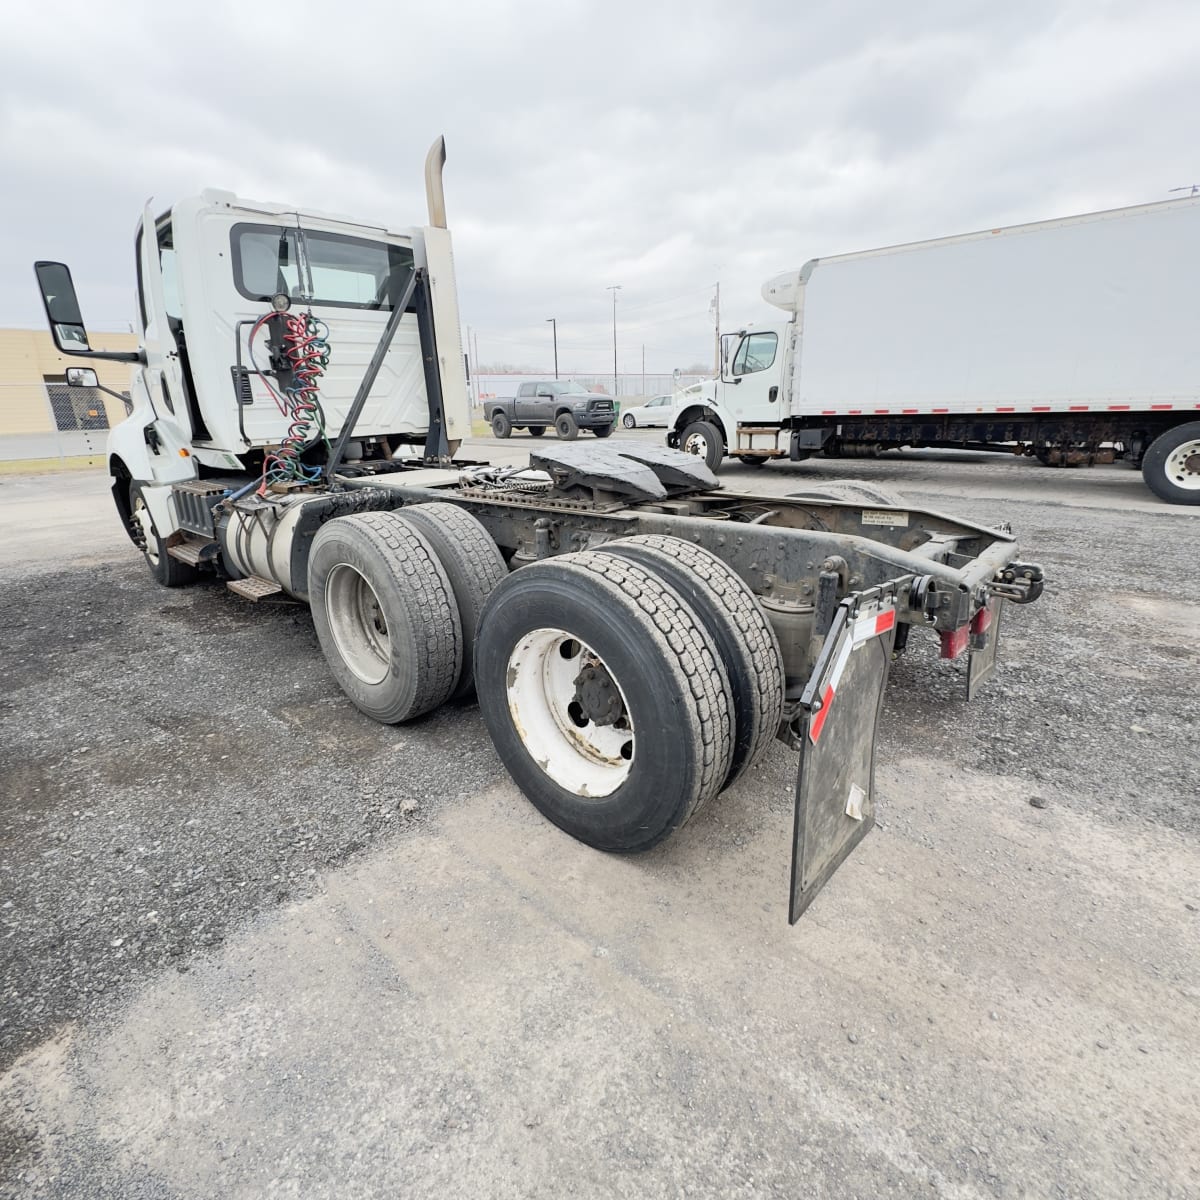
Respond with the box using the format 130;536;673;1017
307;504;506;722
309;511;784;854
474;538;784;852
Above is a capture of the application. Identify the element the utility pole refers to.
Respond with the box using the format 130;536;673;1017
641;344;645;397
545;318;558;379
712;281;721;374
607;285;621;397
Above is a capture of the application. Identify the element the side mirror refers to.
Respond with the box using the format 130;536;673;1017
35;261;91;353
66;367;99;388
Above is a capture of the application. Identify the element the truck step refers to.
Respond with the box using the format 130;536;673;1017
226;575;283;602
167;540;214;566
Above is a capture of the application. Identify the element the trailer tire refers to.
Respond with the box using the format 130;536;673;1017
474;552;734;852
598;535;784;788
491;413;512;439
399;502;508;699
129;482;197;588
528;425;545;437
308;512;462;724
680;420;724;471
555;412;579;440
788;480;907;507
1141;422;1200;505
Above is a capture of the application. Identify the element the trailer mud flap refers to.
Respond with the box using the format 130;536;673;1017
789;596;898;923
966;596;1006;701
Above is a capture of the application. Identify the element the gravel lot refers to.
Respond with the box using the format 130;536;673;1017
1;436;1198;1199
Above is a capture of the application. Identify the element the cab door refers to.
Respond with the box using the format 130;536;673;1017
728;329;784;421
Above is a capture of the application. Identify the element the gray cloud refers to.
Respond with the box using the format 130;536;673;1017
2;0;1198;373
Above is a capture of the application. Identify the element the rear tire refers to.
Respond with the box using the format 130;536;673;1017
528;425;546;437
593;423;614;438
680;420;724;471
788;480;907;507
308;512;462;724
491;413;512;439
129;482;196;588
598;535;784;788
474;552;733;851
555;413;579;440
399;502;508;699
1142;422;1200;505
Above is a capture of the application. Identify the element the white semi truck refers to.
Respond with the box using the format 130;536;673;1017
667;197;1200;504
34;139;1043;921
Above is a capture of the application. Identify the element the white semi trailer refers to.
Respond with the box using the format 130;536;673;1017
34;140;1043;921
668;197;1200;504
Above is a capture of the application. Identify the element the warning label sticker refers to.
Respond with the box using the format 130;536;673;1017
861;509;909;528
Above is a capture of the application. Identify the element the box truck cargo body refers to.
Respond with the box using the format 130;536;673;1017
668;197;1200;503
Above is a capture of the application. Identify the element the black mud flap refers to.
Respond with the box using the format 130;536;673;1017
966;596;1006;701
789;592;899;923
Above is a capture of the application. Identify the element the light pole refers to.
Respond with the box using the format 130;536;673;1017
606;285;621;398
545;318;558;379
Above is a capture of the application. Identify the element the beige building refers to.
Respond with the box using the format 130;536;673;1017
0;327;140;460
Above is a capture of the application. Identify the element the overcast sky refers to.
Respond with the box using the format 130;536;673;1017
2;0;1198;375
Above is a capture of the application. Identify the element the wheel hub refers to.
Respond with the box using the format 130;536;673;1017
573;663;624;726
506;628;635;797
1166;439;1200;490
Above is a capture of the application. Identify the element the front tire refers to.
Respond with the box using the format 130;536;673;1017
622;413;637;429
474;552;733;852
308;512;462;724
129;482;196;588
555;413;579;440
491;413;512;439
680;419;724;471
1142;422;1200;504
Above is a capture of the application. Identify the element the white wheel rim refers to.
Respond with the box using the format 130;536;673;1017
325;563;391;685
1164;439;1200;490
132;495;159;565
683;431;709;457
507;628;635;798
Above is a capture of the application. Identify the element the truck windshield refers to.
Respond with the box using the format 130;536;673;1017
231;223;415;310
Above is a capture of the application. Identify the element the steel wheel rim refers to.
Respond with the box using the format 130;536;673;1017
1165;439;1200;490
683;431;709;457
325;563;391;685
506;627;635;798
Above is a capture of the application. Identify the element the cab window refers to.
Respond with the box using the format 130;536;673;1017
231;223;415;310
732;331;778;376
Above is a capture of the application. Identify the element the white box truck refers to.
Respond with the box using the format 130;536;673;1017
667;197;1200;504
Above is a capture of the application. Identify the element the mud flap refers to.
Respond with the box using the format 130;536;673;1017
789;595;898;923
966;596;1006;701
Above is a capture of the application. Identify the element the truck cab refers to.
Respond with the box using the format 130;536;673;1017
667;318;794;468
34;140;470;553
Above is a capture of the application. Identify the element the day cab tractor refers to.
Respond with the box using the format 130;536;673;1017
34;138;1043;921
